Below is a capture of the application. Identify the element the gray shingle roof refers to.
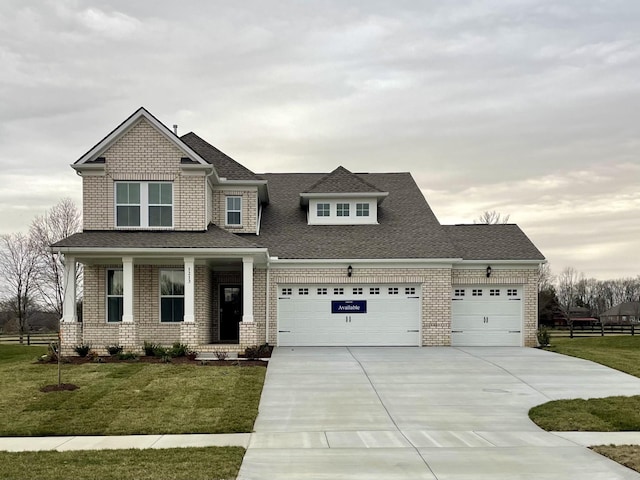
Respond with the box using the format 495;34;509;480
443;224;545;261
180;132;262;181
52;225;260;249
242;172;458;259
303;166;385;194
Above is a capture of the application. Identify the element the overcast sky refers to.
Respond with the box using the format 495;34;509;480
1;0;638;280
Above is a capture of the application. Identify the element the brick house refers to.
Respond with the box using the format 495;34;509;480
53;107;545;354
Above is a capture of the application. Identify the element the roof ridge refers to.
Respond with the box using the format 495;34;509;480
303;166;384;194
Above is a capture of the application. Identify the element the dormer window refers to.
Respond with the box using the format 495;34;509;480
336;203;350;217
317;203;330;217
356;203;369;217
115;182;173;228
226;196;242;226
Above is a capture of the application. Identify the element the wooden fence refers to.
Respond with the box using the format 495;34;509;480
550;323;637;338
0;333;58;345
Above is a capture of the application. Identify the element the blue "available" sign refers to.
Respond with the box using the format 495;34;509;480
331;300;367;314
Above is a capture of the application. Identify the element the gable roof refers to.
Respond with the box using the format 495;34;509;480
600;302;640;317
242;171;456;259
303;166;385;194
181;132;262;181
443;224;545;261
73;107;213;172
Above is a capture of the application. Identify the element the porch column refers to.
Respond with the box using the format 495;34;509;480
183;256;195;323
122;256;134;323
62;255;77;323
242;256;254;323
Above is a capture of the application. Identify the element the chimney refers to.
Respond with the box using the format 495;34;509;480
173;124;178;135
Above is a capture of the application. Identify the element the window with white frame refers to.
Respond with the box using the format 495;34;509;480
106;269;123;323
356;203;370;217
115;182;173;228
317;203;330;217
160;270;184;322
226;196;242;225
336;203;350;217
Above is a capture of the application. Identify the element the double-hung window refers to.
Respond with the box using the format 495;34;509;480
106;269;123;323
115;182;173;228
160;269;184;323
356;203;369;217
336;203;350;217
226;196;242;225
317;203;330;217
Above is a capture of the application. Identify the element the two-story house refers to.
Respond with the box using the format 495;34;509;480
53;107;545;354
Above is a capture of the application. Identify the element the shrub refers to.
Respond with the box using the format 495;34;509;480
169;342;189;358
245;343;272;359
537;326;551;346
118;351;138;361
143;341;156;356
153;345;168;357
47;342;59;362
74;344;91;357
213;349;228;361
105;344;123;356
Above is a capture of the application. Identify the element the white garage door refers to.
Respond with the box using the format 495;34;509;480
451;286;523;347
278;284;421;346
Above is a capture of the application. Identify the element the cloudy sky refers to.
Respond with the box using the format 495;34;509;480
1;0;638;280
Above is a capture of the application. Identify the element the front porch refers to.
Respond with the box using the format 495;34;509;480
59;251;266;355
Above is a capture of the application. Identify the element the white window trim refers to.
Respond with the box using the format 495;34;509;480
317;203;330;217
308;198;378;225
106;268;123;323
114;181;174;229
226;196;243;226
159;268;185;323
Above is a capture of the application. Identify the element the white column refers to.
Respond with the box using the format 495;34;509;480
242;256;254;323
122;256;134;323
62;255;77;323
183;256;195;323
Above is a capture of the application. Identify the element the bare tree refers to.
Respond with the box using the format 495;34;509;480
555;267;581;321
30;198;82;316
0;233;39;343
474;210;511;224
538;263;554;292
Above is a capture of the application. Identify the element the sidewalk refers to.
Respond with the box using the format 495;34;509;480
0;433;250;452
0;431;639;452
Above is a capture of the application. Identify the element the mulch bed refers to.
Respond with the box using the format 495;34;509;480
40;356;268;367
40;383;80;392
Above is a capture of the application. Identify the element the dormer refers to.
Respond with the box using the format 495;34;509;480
300;166;388;225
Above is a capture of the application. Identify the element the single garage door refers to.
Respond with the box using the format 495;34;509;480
451;285;523;347
278;284;421;346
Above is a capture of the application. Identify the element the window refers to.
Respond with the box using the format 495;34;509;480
317;288;327;295
226;196;242;225
160;270;184;322
490;289;500;296
336;203;350;217
472;289;483;296
356;203;370;217
106;269;123;323
298;288;309;295
507;289;518;296
148;183;173;227
370;287;380;295
405;287;416;295
353;287;363;295
317;203;330;217
334;287;344;295
115;182;172;228
454;289;466;297
282;288;292;296
388;287;399;295
116;183;140;227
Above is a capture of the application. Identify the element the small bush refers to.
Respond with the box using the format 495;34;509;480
143;341;157;356
244;343;272;359
105;344;123;356
74;344;91;357
47;342;59;362
537;326;551;346
153;345;168;357
214;349;228;361
118;351;138;361
169;342;189;358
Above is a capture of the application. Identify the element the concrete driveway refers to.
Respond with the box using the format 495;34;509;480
239;347;640;479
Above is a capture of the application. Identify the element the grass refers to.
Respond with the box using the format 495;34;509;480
591;445;640;474
0;345;265;436
0;447;244;480
529;336;640;432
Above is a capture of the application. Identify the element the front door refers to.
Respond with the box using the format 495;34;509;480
220;285;242;342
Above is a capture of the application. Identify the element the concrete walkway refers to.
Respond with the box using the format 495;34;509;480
238;347;640;480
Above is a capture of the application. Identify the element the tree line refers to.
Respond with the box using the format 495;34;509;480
0;199;81;342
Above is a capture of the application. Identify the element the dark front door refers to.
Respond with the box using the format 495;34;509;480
220;285;242;342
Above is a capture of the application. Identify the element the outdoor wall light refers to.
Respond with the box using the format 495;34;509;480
347;265;353;277
486;266;492;278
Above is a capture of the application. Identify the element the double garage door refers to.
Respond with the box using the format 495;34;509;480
278;284;421;346
451;285;523;347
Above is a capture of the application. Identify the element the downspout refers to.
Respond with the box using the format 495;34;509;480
265;262;270;345
204;167;215;227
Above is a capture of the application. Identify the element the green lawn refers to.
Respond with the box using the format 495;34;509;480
529;336;640;432
0;345;265;436
0;447;244;480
